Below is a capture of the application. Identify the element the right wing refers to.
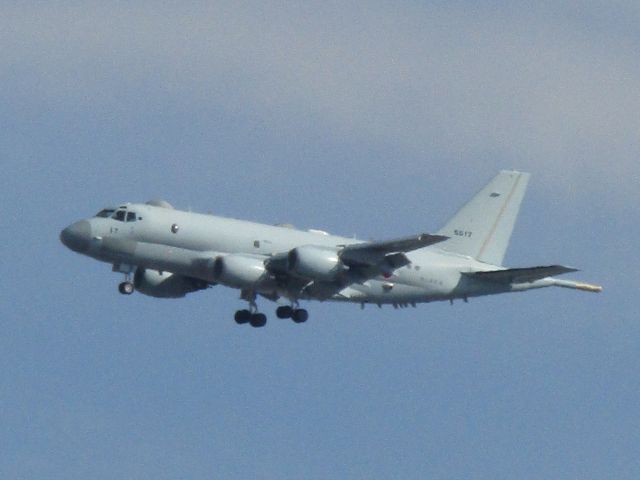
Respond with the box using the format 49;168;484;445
265;233;448;300
340;233;448;271
307;233;448;299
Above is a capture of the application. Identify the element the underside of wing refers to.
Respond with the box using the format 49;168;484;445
464;265;578;284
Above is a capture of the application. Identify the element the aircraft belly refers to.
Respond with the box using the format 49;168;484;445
125;241;214;280
337;281;430;304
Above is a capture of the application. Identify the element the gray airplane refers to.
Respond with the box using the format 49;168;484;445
60;170;601;327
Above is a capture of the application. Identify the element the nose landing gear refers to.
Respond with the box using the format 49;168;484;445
118;281;134;295
115;264;135;295
118;272;134;295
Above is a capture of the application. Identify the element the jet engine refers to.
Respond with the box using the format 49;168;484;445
133;268;208;298
287;245;346;281
212;254;271;289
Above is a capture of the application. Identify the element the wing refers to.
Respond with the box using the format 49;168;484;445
463;265;578;284
340;233;448;267
295;233;448;300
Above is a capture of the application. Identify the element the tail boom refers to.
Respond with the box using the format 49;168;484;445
551;279;603;293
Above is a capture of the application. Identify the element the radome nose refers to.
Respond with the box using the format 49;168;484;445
60;220;92;253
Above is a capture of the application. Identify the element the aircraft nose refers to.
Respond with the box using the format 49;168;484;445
60;220;92;253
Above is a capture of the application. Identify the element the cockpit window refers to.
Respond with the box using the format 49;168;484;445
112;210;127;222
126;212;136;222
95;209;115;218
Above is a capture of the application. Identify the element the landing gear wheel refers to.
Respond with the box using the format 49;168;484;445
234;309;252;325
249;313;267;328
276;306;293;319
118;281;134;295
291;309;308;323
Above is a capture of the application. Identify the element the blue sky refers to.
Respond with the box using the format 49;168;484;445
1;2;638;478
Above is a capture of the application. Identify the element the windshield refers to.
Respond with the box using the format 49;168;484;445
95;209;115;218
111;210;138;222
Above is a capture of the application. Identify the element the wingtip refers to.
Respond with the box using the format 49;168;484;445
418;233;449;243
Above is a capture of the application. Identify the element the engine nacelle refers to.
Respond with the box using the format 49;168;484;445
212;254;269;289
133;268;208;298
287;245;345;281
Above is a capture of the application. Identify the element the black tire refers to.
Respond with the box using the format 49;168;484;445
234;309;251;325
292;309;308;323
276;306;293;319
119;282;134;295
250;313;267;328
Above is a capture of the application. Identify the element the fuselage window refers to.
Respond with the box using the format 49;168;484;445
95;209;115;218
126;212;136;222
112;210;127;222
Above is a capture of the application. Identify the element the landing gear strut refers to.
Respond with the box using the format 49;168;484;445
115;265;134;295
235;296;310;327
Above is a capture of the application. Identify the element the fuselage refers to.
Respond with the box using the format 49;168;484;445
60;202;521;305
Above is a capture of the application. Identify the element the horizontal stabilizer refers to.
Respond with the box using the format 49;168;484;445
465;265;578;284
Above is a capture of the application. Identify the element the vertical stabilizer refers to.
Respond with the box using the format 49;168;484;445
436;170;530;266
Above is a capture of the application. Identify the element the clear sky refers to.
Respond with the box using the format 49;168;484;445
1;2;638;478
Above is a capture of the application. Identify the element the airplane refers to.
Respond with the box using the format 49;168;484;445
60;170;601;327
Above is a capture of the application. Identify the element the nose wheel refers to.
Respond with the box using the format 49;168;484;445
116;267;135;295
118;281;134;295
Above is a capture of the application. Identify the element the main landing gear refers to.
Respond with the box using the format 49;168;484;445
234;293;309;327
276;305;309;323
234;309;267;328
234;292;268;328
235;306;309;327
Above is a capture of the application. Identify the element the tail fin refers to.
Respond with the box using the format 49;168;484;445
436;170;530;266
